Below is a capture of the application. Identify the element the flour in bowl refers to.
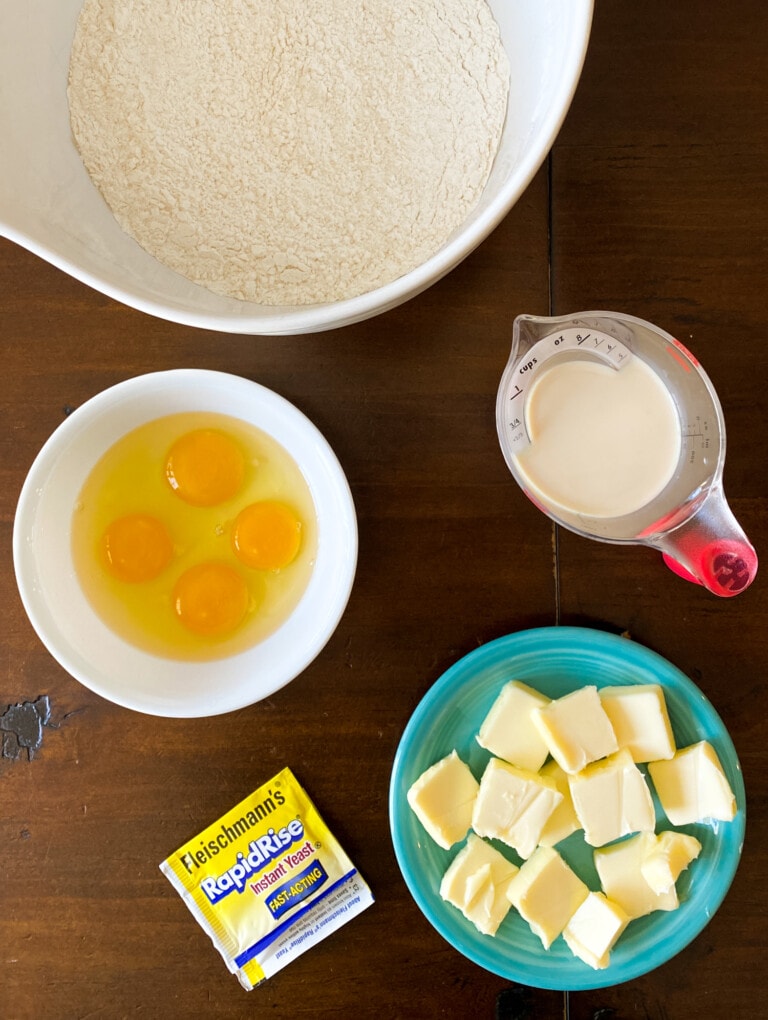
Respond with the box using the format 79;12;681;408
68;0;509;305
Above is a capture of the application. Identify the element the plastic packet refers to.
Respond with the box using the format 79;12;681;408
160;766;374;989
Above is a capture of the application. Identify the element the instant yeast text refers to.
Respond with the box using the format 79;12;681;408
160;767;374;989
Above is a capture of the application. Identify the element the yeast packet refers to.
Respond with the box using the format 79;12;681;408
160;767;374;989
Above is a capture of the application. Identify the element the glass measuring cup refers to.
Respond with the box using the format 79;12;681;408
496;311;757;597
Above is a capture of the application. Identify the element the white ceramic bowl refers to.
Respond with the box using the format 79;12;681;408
12;370;358;717
0;1;593;335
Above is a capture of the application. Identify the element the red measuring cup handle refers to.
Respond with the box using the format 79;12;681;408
662;539;758;597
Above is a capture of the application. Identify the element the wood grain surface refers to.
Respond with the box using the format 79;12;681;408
2;2;767;1018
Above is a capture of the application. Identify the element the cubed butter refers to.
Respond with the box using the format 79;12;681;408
640;830;702;894
594;832;679;919
563;891;629;970
471;757;562;860
407;750;479;850
506;845;589;949
439;833;519;936
568;748;656;847
648;740;737;825
476;680;551;772
599;684;676;763
531;685;618;774
537;759;581;847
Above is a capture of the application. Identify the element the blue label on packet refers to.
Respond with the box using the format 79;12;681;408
266;860;328;919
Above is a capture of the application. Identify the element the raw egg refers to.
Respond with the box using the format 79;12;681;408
173;561;251;637
165;428;245;506
71;411;316;661
232;501;302;571
102;513;173;582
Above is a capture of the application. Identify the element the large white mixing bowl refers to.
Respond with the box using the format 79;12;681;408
0;1;592;335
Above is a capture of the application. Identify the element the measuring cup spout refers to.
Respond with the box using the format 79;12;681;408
650;484;758;597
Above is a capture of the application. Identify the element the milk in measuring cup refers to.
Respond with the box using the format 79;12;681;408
512;355;681;519
497;311;758;597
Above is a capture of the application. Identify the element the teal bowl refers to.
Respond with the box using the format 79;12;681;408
389;627;745;990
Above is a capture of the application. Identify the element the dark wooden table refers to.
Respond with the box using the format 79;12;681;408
3;2;767;1017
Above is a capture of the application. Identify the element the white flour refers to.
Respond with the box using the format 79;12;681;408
68;0;509;306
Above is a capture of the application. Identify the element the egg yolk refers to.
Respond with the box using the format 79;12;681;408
102;514;173;583
172;561;250;637
232;501;302;571
165;429;245;506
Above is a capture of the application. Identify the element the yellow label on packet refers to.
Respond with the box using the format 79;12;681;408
160;767;374;989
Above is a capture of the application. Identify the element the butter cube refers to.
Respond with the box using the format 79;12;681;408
599;684;676;763
568;748;656;847
439;833;519;936
506;845;589;949
640;830;702;894
594;832;678;919
471;757;562;860
537;759;581;847
407;750;479;850
563;891;630;970
476;680;551;772
648;741;737;825
531;685;618;774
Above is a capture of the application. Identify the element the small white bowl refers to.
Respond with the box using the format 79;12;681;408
12;370;358;717
0;0;593;335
